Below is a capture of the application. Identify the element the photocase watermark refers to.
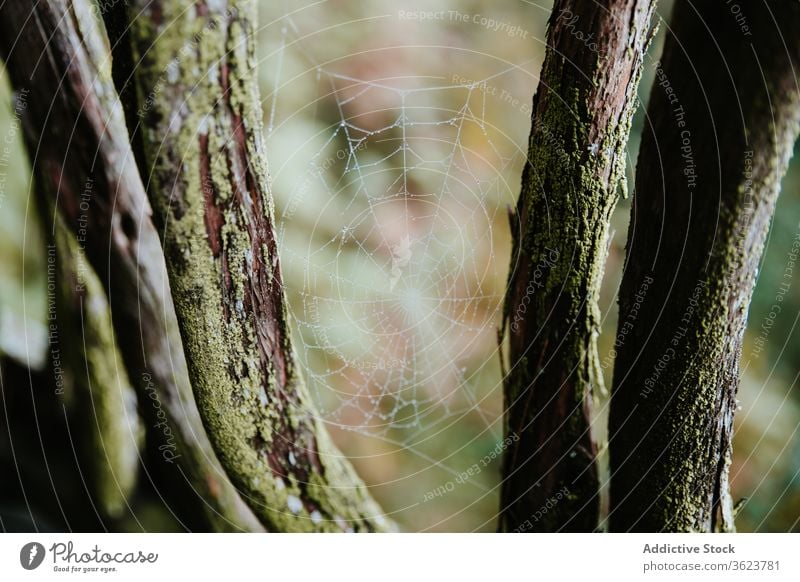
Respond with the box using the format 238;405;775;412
640;279;707;399
398;10;529;39
421;432;519;502
347;357;406;371
19;540;158;573
601;274;653;370
556;9;608;59
142;372;181;463
90;0;128;19
510;485;571;532
509;247;560;333
0;87;28;210
20;542;46;570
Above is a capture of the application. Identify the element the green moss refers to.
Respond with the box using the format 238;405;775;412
125;0;388;532
501;4;656;531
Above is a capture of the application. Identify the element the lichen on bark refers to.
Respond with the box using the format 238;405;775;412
0;0;263;531
500;0;656;532
609;0;800;532
108;0;388;531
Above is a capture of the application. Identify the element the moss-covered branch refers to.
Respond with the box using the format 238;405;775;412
104;0;388;531
500;0;656;532
0;0;262;531
609;0;800;532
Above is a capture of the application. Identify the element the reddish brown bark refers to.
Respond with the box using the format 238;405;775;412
501;0;656;532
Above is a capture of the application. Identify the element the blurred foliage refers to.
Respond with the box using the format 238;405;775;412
0;73;46;368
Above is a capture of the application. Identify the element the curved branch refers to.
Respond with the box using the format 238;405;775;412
0;0;262;531
609;0;800;532
104;0;388;531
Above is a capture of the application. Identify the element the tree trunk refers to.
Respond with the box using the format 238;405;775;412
103;0;388;531
0;0;263;531
501;0;655;532
609;0;800;532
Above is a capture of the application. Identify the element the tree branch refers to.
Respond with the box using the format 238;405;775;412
500;0;656;531
609;0;800;532
104;0;389;531
49;208;142;520
0;0;262;531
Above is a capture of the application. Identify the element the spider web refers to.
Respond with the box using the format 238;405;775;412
264;16;525;449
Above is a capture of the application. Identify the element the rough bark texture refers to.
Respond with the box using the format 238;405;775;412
105;0;388;531
0;0;262;531
500;0;656;532
609;0;800;532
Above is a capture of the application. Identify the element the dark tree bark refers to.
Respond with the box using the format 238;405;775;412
48;210;142;520
609;0;800;532
0;0;262;531
102;0;388;532
0;357;108;531
501;0;656;532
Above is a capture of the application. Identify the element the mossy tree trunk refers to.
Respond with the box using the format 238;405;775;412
103;0;388;531
0;0;263;531
500;0;656;532
609;0;800;532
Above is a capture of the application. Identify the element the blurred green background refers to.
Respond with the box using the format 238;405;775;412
1;0;798;531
